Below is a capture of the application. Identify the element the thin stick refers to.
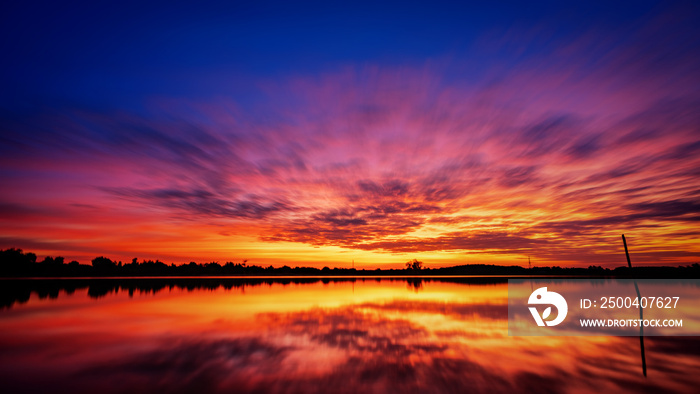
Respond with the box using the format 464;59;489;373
622;234;632;268
623;234;647;377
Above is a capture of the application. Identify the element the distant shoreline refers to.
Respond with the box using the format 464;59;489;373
2;248;699;279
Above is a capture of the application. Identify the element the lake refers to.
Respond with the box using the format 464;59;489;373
0;278;698;393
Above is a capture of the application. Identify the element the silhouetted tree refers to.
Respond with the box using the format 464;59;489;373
405;259;423;270
91;256;116;269
0;248;37;275
2;247;699;278
1;248;36;266
40;256;64;265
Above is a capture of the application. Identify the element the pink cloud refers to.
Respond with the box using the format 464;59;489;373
1;13;699;267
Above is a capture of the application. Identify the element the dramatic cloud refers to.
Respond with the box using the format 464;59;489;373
1;4;699;266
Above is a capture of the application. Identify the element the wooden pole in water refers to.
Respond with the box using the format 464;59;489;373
622;234;632;268
623;234;647;377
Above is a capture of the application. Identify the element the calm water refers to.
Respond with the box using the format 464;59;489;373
0;278;698;393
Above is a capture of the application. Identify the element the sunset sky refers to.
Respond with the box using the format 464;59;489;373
1;1;699;268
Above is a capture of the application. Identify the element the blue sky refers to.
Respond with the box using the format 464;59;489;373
2;1;667;113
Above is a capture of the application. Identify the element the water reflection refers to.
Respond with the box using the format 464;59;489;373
0;278;698;393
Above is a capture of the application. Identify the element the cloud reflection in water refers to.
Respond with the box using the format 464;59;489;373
0;279;698;393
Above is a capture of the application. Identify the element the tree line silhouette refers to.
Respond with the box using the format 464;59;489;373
1;248;699;278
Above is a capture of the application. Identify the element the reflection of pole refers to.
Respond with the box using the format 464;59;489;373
635;281;647;377
623;234;647;377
